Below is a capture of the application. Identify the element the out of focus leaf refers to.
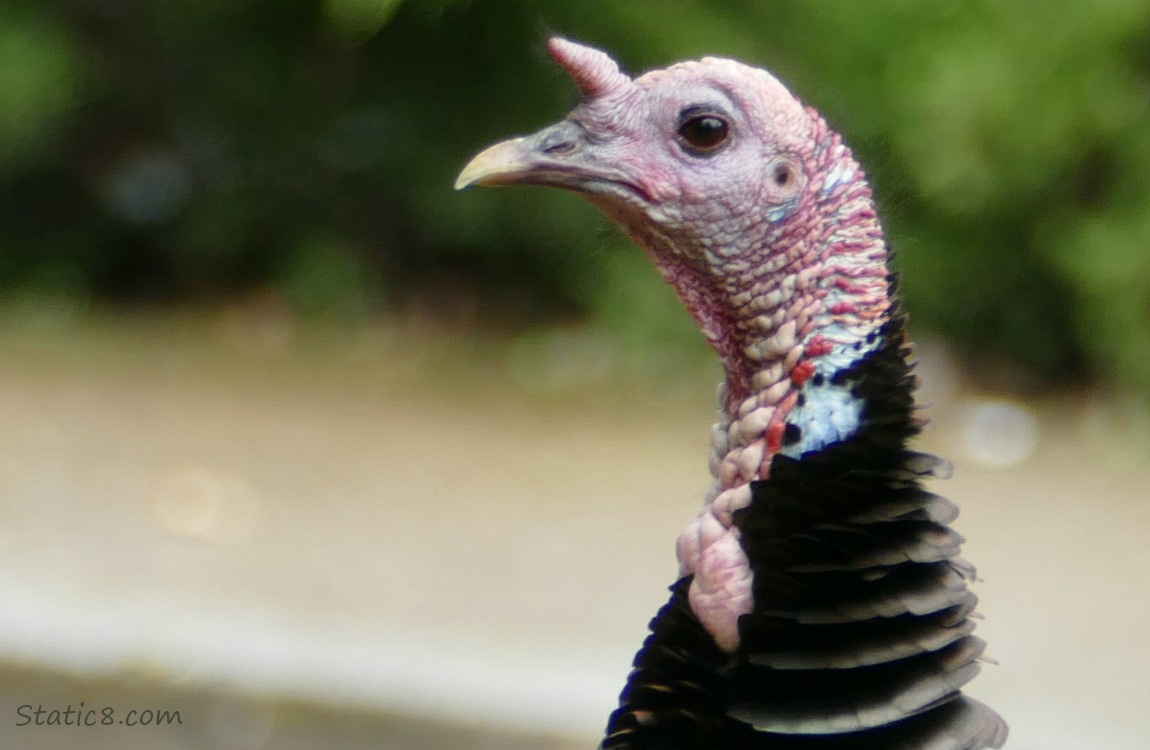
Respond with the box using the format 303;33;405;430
324;0;405;40
0;1;1147;393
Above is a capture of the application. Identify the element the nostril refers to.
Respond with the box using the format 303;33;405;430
542;140;576;155
535;119;585;157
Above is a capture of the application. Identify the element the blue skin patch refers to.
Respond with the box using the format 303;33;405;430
779;337;874;458
820;160;855;197
779;381;863;458
765;196;801;223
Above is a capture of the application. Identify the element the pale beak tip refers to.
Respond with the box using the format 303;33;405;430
453;162;484;191
454;137;527;191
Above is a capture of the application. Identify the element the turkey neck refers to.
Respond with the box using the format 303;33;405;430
651;122;897;652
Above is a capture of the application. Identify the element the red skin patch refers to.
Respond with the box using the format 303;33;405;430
791;360;816;386
805;336;833;357
832;279;867;294
766;420;786;454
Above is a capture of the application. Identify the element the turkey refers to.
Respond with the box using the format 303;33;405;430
456;38;1007;750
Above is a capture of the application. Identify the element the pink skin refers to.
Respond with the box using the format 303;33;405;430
460;39;892;653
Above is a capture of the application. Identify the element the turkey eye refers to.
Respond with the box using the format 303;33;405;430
677;113;730;153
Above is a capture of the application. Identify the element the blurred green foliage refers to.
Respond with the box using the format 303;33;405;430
2;0;1148;391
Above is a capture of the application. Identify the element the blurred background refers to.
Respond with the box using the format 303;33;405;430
0;1;1148;748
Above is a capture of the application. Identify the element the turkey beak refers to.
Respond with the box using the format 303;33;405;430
455;120;636;197
455;120;586;190
454;136;534;190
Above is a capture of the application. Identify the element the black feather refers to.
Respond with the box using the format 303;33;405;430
600;316;1006;749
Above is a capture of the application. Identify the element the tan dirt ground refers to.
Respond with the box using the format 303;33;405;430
0;309;1146;749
